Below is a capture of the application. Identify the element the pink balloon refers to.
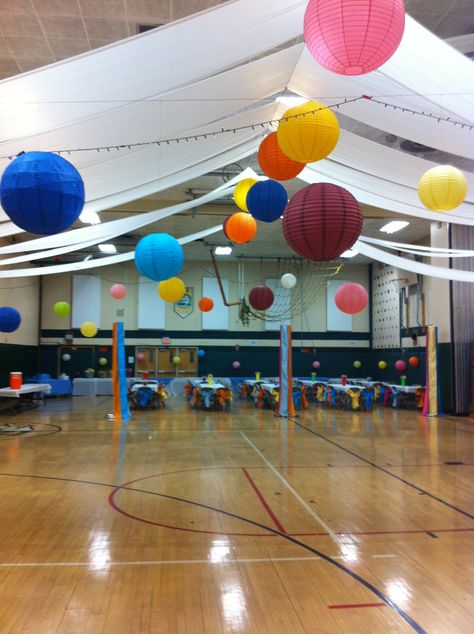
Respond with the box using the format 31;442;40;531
232;361;241;370
110;283;127;300
335;283;368;315
395;359;407;371
137;353;145;362
312;361;320;369
304;0;405;76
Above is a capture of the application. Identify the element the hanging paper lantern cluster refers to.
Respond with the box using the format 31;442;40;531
280;273;297;289
0;152;85;235
134;233;184;281
277;101;340;163
304;0;406;76
158;277;186;302
233;178;258;212
246;180;288;223
224;212;257;244
395;359;407;371
335;283;368;314
54;301;70;317
258;133;305;181
198;297;214;312
80;322;97;338
282;183;363;261
249;285;274;311
418;165;468;212
110;284;127;300
409;356;420;367
0;307;21;333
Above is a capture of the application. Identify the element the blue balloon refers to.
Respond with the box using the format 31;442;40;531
197;349;206;358
0;307;21;333
246;180;288;223
134;233;184;281
0;152;85;235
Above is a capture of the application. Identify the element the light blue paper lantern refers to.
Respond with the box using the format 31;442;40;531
134;233;184;281
197;349;206;358
0;152;85;235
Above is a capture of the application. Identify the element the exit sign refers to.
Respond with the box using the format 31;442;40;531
162;337;171;344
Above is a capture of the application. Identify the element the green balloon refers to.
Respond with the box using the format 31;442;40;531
54;301;70;317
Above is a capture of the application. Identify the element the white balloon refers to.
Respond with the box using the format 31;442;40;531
280;273;297;289
62;353;71;361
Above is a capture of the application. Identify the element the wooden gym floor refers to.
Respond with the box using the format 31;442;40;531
0;397;473;633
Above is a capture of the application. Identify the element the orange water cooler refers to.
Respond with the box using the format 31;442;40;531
9;372;22;389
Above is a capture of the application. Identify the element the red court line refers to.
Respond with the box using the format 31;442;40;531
328;603;386;610
242;468;287;534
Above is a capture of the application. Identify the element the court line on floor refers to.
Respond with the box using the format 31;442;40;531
240;432;340;545
288;418;474;522
241;467;287;533
0;470;426;633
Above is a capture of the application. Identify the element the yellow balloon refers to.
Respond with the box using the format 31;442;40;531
158;277;186;302
80;321;98;338
378;360;387;370
277;101;339;163
233;178;257;212
418;165;468;212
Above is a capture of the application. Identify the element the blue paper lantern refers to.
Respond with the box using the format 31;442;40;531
246;180;288;223
198;349;206;358
0;152;85;235
0;307;21;333
134;233;184;281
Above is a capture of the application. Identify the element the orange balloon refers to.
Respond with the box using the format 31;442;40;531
199;297;214;312
225;212;257;244
258;132;305;181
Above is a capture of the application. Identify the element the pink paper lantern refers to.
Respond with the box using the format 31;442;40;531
110;283;127;300
304;0;405;76
335;283;368;315
137;353;145;362
395;359;407;371
312;361;320;369
232;361;241;370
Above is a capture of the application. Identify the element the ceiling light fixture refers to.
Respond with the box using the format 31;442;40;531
380;220;409;234
275;93;307;108
214;246;232;255
98;243;117;254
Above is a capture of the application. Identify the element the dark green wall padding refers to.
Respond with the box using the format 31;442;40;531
0;344;38;387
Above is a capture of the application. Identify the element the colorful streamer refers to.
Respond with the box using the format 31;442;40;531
112;322;131;422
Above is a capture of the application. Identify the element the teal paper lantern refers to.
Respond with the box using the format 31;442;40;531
134;233;184;282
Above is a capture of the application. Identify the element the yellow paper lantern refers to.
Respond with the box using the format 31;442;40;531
80;321;98;338
173;355;181;365
418;165;468;212
158;277;186;302
233;178;257;212
378;360;387;370
277;101;340;163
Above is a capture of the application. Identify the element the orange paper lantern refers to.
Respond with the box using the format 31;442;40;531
258;133;305;181
199;297;214;312
225;212;257;244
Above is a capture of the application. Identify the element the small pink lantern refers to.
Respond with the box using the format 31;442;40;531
335;283;368;315
395;359;407;371
304;0;405;76
312;360;320;369
232;361;241;370
110;283;127;300
137;352;145;362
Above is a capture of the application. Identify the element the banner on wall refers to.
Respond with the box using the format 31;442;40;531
174;287;194;319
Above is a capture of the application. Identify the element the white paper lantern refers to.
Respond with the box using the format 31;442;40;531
280;273;297;289
62;353;71;361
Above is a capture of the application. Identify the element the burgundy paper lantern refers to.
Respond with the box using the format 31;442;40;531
395;359;407;371
249;285;274;311
335;283;368;314
282;183;363;261
304;0;405;76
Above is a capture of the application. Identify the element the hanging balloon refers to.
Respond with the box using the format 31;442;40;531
0;307;21;333
246;180;288;223
280;273;297;289
158;277;186;302
353;360;362;369
418;165;468;212
277;101;340;163
80;322;98;338
378;360;387;370
53;301;70;317
136;352;145;362
395;360;407;371
304;0;405;76
99;357;108;366
172;355;181;365
335;283;368;315
199;297;214;312
249;285;274;311
197;349;206;358
233;178;258;212
408;356;420;367
0;152;85;235
282;183;363;261
134;233;184;282
62;353;71;362
232;361;241;370
225;212;257;244
110;284;127;300
257;132;305;181
312;361;320;369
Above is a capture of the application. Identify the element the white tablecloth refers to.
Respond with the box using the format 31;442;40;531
73;378;139;396
382;383;421;393
0;383;51;398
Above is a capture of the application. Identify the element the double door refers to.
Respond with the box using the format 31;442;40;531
135;346;197;377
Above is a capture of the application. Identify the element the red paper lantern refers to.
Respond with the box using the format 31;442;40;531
408;356;420;367
199;297;214;312
258;133;305;181
249;285;274;311
225;212;257;244
282;183;363;261
335;283;368;314
304;0;405;76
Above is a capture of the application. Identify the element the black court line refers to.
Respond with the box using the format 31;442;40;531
0;423;62;439
0;470;426;634
287;418;474;522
